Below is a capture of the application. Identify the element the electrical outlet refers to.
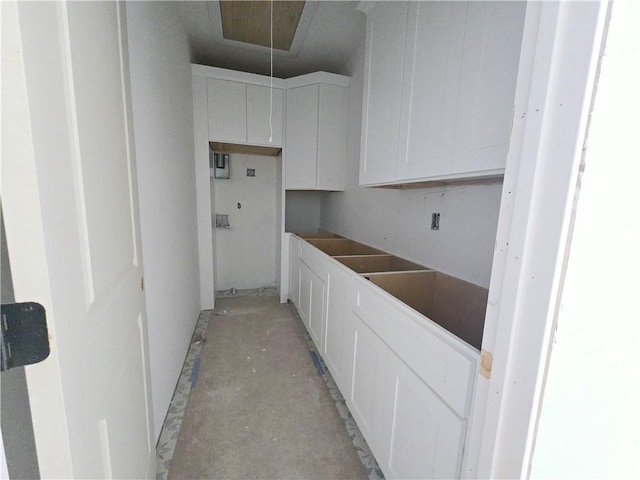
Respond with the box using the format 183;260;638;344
431;213;440;230
246;168;255;177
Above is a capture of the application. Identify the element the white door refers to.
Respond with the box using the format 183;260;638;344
2;2;155;478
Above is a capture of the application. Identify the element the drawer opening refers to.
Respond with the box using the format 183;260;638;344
334;254;430;274
363;271;487;350
306;238;385;256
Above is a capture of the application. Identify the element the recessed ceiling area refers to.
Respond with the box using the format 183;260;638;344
220;1;305;52
176;1;365;78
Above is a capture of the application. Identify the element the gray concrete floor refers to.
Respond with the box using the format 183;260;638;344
168;295;368;479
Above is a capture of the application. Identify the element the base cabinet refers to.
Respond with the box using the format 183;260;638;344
298;262;325;348
348;277;471;479
322;261;355;394
287;235;479;479
383;353;467;479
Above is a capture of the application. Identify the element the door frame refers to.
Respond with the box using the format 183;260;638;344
466;1;610;477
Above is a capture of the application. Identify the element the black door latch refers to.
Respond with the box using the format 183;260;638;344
1;302;50;372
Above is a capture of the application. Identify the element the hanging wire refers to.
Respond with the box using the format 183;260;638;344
269;0;273;143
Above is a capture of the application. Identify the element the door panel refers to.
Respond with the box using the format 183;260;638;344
307;265;325;348
247;84;283;146
359;2;408;185
397;1;466;180
285;85;318;189
387;354;466;479
4;2;155;477
207;78;247;143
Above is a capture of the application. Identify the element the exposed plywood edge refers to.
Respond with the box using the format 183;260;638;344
219;1;305;51
305;238;386;256
364;270;488;350
210;142;281;157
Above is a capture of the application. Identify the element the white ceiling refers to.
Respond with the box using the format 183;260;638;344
176;1;366;78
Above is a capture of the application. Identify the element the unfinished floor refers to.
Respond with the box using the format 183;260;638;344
165;293;373;479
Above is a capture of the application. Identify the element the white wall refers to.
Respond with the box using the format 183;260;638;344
126;2;201;441
285;191;324;234
213;154;278;291
320;40;503;288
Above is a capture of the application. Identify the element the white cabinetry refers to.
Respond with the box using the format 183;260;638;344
348;275;476;479
206;74;283;147
359;1;408;185
284;74;350;191
298;240;335;348
322;260;355;394
287;235;480;480
298;261;325;348
247;84;283;146
359;1;526;186
207;78;246;144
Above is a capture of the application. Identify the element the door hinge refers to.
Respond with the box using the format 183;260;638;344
1;302;50;372
480;349;493;379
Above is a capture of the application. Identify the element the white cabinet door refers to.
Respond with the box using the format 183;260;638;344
360;1;525;186
317;84;348;190
383;353;467;479
451;1;525;174
247;84;283;146
323;261;354;393
207;78;246;143
298;261;325;348
348;310;390;460
289;235;301;307
307;265;325;349
285;85;318;189
397;1;467;180
359;2;408;186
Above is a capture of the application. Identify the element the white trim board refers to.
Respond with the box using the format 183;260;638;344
465;1;609;477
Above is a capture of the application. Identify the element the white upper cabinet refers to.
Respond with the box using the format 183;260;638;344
285;85;319;189
397;1;466;180
359;1;526;186
247;84;283;146
451;1;526;175
359;2;409;186
284;74;350;191
203;68;284;147
207;78;247;144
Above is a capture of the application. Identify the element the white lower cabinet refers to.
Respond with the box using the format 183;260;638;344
322;260;355;394
348;276;473;479
349;310;391;460
288;236;479;479
384;353;467;479
298;261;325;348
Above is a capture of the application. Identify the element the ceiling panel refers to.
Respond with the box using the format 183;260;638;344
220;1;305;51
